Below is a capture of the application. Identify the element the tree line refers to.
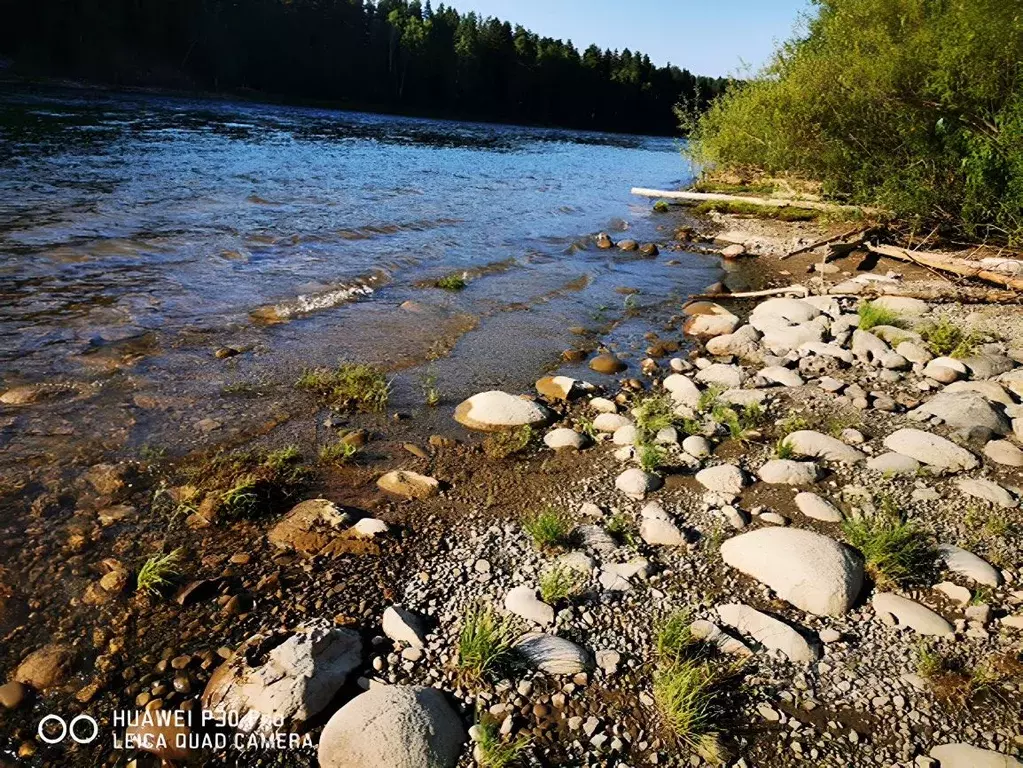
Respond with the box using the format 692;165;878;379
0;0;728;135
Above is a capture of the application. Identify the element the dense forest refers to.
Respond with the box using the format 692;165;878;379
0;0;727;134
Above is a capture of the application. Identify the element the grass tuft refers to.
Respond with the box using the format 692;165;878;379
842;499;936;588
637;441;667;472
319;441;360;465
475;718;531;768
774;437;795;459
522;507;571;550
694;199;819;222
653;200;670;213
653;659;727;760
606;512;637;547
919;317;981;358
457;604;517;683
137;548;183;595
634;393;677;436
857;301;905;330
296;362;390;412
483;425;535;459
435;273;467;291
655;610;695;665
538;564;586;604
711;402;764;442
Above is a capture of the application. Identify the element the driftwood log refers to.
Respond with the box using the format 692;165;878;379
866;243;1023;291
631;187;879;215
688;286;1022;304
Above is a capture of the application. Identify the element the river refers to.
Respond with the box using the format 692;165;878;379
0;85;724;471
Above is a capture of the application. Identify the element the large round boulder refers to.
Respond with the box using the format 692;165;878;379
720;528;863;616
317;685;465;768
453;391;551;432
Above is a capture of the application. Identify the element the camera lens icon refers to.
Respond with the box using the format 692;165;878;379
37;714;99;744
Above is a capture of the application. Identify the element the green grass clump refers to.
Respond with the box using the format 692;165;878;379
653;200;670;213
483;425;535;459
694;200;819;222
696;386;725;413
857;301;905;330
136;548;183;595
538;564;586;604
919;318;981;358
637;441;667;472
775;437;795;459
653;659;727;760
522;507;571;550
842;501;936;588
421;368;441;407
711;402;764;442
475;718;531;768
634;393;677;436
457;604;517;683
655;611;695;665
776;414;811;437
435;273;467;291
296;362;390;412
319;441;360;465
606;512;637;547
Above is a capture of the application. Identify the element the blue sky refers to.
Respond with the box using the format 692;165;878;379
440;0;812;77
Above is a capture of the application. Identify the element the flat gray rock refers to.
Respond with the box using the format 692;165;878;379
615;468;662;499
786;430;866;464
689;619;752;657
695;363;745;389
883;428;979;472
794;492;844;522
696;464;746;494
955;477;1017;508
504;587;554;626
866;452;921;475
915;392;1011;435
872;593;953;636
382;606;427;647
937;543;1002;587
984;439;1023;467
544;428;588;451
716;603;819;663
720;528;863;616
663;374;701;408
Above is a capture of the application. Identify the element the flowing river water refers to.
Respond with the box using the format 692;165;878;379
0;85;727;478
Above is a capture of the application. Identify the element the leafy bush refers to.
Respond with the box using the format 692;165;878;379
919;317;980;358
686;0;1023;243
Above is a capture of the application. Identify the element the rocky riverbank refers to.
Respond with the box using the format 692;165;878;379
2;210;1023;768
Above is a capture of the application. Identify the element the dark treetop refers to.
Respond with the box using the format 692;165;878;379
0;0;728;135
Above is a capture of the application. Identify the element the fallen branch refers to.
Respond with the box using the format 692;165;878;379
631;187;879;215
866;243;1023;292
687;285;810;300
781;226;866;260
689;284;1022;304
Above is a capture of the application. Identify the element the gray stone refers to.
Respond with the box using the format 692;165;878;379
955;477;1016;508
872;593;953;636
454;390;551;431
759;366;804;387
544;428;588;451
695;464;746;494
937;544;1002;587
504;587;554;626
514;633;593;675
785;430;865;464
663;374;701;409
639;502;686;546
883;428;979;471
318;685;465;768
915;392;1010;435
682;435;711;458
615;468;661;499
203;619;362;734
720;528;863;616
757;459;819;485
695;363;745;389
716;603;819;663
866;452;921;475
794;492;844;522
377;470;440;499
929;744;1022;768
984;439;1023;467
689;620;753;657
593;413;632;432
382;606;427;647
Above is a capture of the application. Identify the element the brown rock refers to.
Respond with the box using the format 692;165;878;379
339;429;368;448
14;645;74;690
639;243;659;256
595;232;613;249
215;347;240;359
617;239;638;251
268;499;350;556
535;376;580;402
0;383;75;405
402;443;429;459
83;463;133;498
0;681;27;709
588;353;626;375
428;435;457;449
376;471;440;500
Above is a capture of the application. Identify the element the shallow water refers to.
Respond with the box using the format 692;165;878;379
0;85;721;467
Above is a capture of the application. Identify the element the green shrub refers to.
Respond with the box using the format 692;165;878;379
634;393;677;436
483;425;534;459
686;0;1023;243
435;273;467;291
637;441;667;472
653;200;670;213
919;318;980;358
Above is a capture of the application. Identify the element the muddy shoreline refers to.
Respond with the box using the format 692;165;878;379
2;206;1022;767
